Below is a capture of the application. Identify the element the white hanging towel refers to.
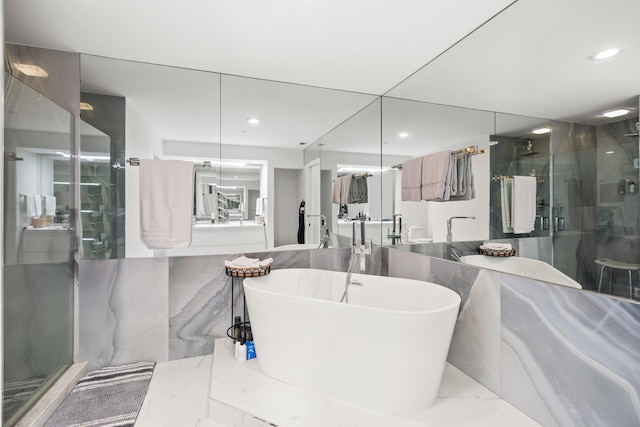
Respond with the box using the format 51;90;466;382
24;194;39;217
340;175;351;204
44;195;56;216
511;176;537;234
331;176;343;204
501;177;513;233
139;159;194;249
400;156;423;201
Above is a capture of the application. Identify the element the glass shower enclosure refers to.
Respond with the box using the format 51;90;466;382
3;73;74;425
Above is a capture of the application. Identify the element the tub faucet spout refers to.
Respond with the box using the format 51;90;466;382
341;219;370;303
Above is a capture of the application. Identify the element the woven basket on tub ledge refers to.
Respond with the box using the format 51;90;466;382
477;247;516;257
225;263;272;278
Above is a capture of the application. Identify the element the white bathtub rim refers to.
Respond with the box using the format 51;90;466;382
459;255;582;289
243;270;461;315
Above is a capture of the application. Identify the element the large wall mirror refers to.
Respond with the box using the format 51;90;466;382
79;54;377;258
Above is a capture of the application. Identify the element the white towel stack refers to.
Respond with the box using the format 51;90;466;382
479;242;512;251
224;256;273;269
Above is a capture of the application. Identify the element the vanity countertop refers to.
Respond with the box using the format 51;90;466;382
193;221;263;229
24;225;71;231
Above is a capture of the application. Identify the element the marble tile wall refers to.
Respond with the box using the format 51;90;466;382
389;247;640;427
77;246;387;367
74;244;640;425
77;257;169;370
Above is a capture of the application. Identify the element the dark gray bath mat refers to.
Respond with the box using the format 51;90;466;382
44;361;155;427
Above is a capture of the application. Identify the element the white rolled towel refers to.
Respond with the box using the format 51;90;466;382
225;256;259;268
225;256;273;269
480;242;512;251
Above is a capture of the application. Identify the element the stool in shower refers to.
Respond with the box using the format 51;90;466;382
595;258;640;298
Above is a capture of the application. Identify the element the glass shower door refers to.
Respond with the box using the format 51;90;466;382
3;73;74;425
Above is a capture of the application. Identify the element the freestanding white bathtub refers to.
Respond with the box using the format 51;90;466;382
459;255;582;289
243;268;461;414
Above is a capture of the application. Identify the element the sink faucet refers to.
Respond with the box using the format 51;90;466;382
307;214;330;248
341;219;370;303
387;214;402;245
446;216;476;244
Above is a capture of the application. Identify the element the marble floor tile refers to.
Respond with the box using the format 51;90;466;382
208;338;541;427
136;355;212;427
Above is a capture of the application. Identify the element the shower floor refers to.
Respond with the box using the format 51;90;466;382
2;377;46;423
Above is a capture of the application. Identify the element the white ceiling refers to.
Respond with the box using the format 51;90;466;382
4;0;640;154
5;0;515;95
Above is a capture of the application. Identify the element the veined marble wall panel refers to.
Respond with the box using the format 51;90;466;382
78;258;168;370
501;274;640;427
428;257;501;394
389;249;501;393
388;248;430;281
517;237;552;265
169;255;232;360
169;249;311;360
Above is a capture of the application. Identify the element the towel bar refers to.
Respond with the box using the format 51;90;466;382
392;145;486;169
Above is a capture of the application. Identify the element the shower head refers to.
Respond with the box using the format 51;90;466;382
521;140;540;157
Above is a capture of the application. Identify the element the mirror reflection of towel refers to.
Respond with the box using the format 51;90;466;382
44;195;56;216
512;176;537;234
332;177;343;204
421;150;452;201
501;177;513;233
203;194;217;216
349;175;368;203
401;156;422;201
24;194;41;217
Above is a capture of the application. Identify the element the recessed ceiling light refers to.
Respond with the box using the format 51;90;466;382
603;109;630;118
532;127;551;134
398;132;409;138
14;63;49;77
589;48;620;61
80;102;94;111
606;151;615;154
247;118;260;125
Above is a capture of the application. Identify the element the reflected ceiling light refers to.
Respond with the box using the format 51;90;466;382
80;102;94;111
532;127;551;134
602;108;630;118
606;151;615;154
247;118;260;125
589;48;620;61
398;132;409;138
14;63;48;77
